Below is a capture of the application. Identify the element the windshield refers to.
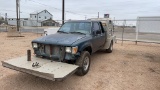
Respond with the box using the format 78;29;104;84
58;22;91;34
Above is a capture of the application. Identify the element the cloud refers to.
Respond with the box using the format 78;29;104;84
0;0;160;20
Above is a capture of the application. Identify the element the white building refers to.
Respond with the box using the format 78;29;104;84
7;10;56;27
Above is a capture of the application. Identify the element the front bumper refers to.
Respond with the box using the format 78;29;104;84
33;44;80;61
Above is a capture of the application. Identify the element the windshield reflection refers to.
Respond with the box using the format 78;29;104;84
58;22;91;34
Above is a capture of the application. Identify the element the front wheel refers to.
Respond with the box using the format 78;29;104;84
75;51;91;76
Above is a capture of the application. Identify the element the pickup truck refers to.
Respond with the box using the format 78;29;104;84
2;19;116;81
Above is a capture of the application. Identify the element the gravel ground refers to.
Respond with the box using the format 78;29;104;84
0;32;160;90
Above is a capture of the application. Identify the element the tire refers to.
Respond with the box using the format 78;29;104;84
106;41;113;53
75;51;91;76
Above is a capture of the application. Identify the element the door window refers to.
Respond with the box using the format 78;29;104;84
93;22;101;34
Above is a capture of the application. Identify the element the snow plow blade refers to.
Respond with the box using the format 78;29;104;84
1;56;79;81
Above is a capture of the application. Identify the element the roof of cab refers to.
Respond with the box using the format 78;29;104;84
66;18;112;23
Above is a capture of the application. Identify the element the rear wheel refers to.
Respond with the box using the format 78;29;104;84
75;51;90;76
106;41;113;53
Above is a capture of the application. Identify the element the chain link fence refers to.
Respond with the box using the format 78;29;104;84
0;25;8;32
1;19;160;45
0;20;64;34
114;19;160;45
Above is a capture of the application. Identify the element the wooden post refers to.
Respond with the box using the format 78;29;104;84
16;0;19;31
27;50;31;61
62;0;65;25
121;20;126;46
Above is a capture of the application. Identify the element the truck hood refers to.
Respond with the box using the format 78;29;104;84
32;33;86;46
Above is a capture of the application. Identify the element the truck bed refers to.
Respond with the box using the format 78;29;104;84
1;56;79;81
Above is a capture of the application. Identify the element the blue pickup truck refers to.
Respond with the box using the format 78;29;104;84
32;20;115;75
2;19;116;81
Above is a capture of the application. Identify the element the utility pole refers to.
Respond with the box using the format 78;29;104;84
62;0;65;25
98;12;99;18
5;13;7;22
19;0;21;28
16;0;20;31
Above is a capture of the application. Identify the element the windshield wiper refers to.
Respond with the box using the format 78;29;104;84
57;31;68;34
70;32;86;35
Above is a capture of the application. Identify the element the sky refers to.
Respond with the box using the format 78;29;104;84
0;0;160;20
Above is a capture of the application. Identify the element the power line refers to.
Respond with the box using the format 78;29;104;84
0;9;30;14
28;0;62;11
0;12;13;18
28;0;97;17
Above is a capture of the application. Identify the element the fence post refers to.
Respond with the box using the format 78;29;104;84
6;25;7;32
121;20;126;46
0;25;1;33
136;18;139;45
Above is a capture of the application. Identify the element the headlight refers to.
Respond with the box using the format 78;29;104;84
33;43;38;48
65;46;78;54
65;47;72;53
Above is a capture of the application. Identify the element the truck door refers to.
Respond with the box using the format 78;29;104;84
99;22;106;45
92;22;105;52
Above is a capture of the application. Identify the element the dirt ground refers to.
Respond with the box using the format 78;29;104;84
0;32;160;90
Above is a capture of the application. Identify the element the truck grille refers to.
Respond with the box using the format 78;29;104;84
38;44;65;61
44;45;50;55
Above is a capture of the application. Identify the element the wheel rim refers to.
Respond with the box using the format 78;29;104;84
83;56;90;71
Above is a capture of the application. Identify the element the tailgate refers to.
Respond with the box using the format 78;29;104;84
1;56;79;81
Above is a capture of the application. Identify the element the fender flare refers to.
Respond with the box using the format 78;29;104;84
78;42;93;54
